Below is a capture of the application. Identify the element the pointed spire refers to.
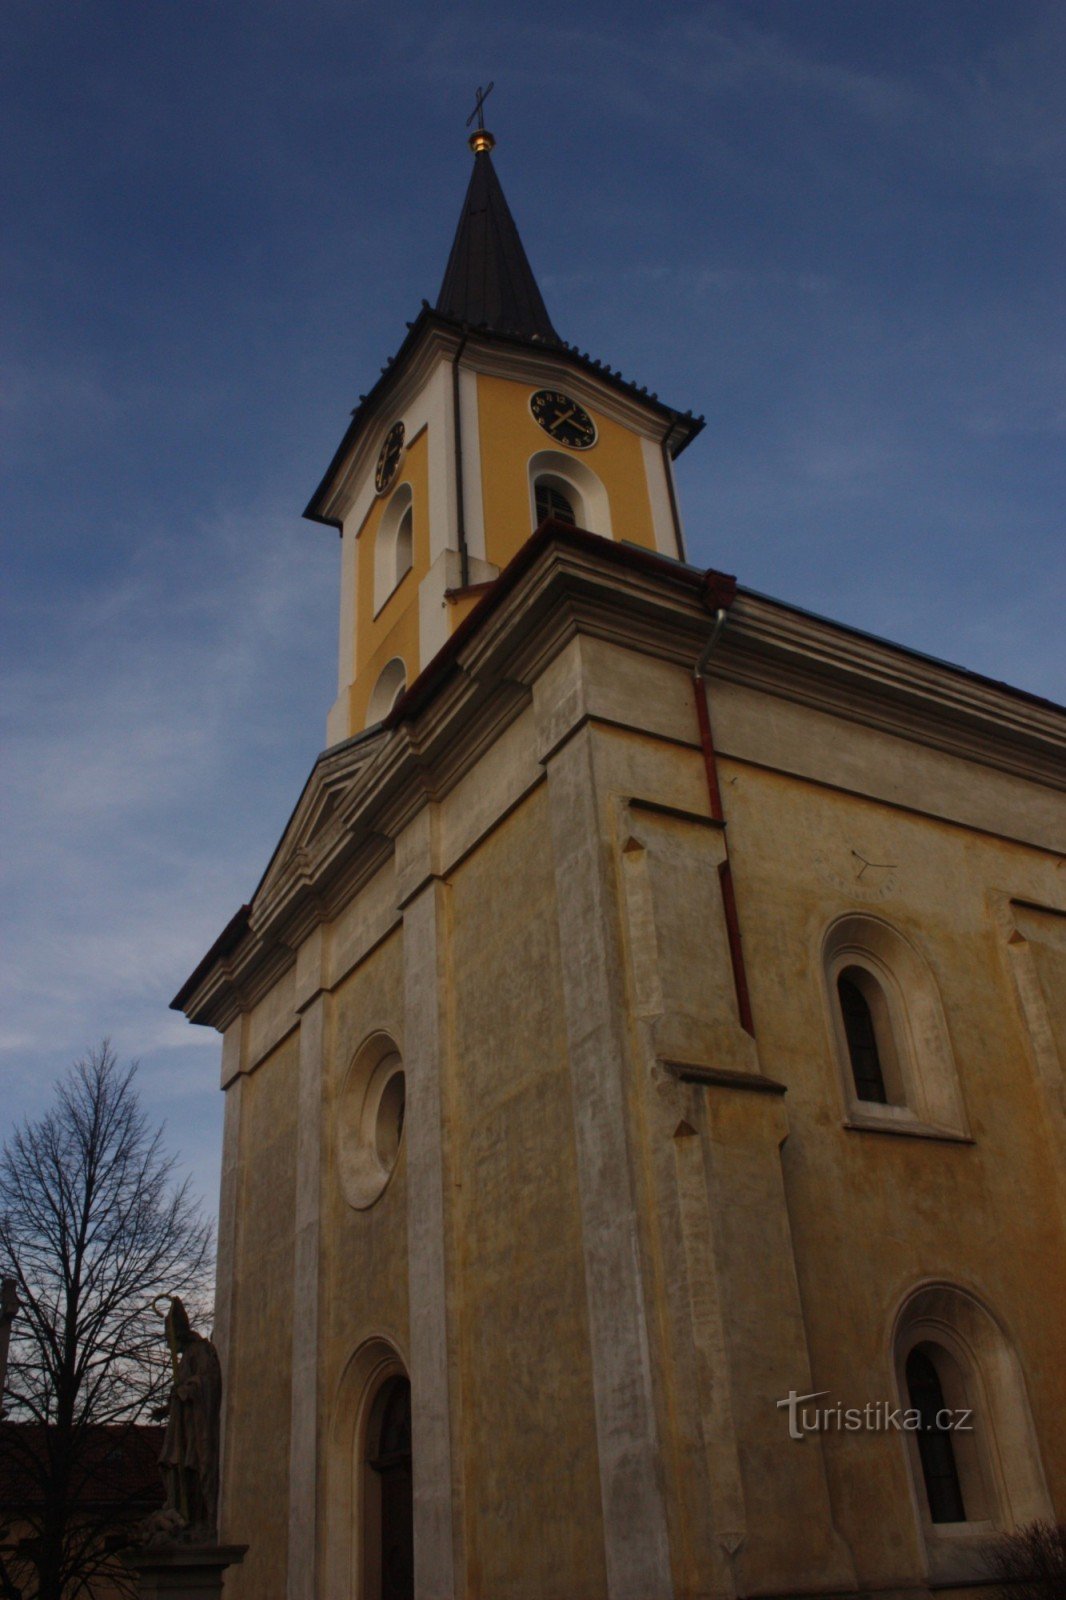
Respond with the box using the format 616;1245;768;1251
436;125;559;343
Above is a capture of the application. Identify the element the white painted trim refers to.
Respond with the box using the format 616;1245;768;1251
419;549;464;672
640;434;681;558
322;330;461;526
424;362;456;565
458;366;485;563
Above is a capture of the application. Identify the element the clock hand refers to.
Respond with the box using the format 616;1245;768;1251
550;408;575;434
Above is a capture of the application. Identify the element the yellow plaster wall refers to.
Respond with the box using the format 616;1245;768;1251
719;756;1066;1578
575;706;1065;1590
348;427;431;734
476;372;657;568
447;784;608;1598
223;1036;298;1590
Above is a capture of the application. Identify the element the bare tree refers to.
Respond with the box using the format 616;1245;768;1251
0;1043;212;1600
986;1521;1066;1600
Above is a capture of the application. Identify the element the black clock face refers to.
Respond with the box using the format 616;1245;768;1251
530;390;597;450
375;420;405;494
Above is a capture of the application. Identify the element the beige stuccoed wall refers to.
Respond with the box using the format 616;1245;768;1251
721;751;1066;1589
209;613;1064;1600
448;784;608;1597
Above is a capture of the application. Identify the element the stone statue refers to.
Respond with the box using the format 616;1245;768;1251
153;1296;222;1539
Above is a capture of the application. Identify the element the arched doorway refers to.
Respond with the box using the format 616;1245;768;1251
366;1375;413;1600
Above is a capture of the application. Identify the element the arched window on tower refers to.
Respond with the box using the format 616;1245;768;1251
394;504;413;583
374;484;415;613
527;449;611;538
534;478;577;528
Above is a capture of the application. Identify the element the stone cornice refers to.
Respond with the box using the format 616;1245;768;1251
174;529;1065;1030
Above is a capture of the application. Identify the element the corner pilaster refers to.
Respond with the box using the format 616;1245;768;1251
544;722;674;1600
400;810;457;1600
287;928;331;1600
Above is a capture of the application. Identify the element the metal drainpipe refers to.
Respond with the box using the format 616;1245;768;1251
452;332;470;589
693;594;755;1037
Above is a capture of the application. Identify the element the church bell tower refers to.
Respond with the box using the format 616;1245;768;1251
304;118;703;742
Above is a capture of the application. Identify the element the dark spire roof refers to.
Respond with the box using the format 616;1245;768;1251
435;133;559;343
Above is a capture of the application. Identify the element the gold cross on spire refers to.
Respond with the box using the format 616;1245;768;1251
466;82;496;153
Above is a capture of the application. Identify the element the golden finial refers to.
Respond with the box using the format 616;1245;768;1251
466;82;495;154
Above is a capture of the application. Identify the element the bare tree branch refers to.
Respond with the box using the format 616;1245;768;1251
0;1044;213;1600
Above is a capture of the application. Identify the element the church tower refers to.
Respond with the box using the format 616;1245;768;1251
304;119;701;741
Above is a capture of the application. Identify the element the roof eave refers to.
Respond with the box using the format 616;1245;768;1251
303;309;704;526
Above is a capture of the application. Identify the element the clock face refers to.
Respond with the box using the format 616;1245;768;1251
530;390;597;450
375;421;405;495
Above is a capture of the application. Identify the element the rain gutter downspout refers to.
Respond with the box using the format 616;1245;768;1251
452;331;470;589
693;581;755;1037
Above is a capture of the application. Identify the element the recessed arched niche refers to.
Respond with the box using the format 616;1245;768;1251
336;1033;406;1210
374;483;414;614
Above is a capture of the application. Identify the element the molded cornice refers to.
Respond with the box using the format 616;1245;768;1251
304;312;703;527
173;526;1065;1030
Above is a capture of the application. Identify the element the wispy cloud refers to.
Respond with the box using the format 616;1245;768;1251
1;494;335;1197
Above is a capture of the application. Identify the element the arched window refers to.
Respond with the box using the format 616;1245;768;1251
534;479;577;528
394;505;413;583
366;658;407;726
527;449;611;537
906;1345;967;1524
893;1284;1052;1583
374;484;414;613
366;1376;413;1600
837;967;896;1103
822;915;968;1137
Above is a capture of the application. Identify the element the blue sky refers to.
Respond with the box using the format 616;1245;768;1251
3;1;1063;1215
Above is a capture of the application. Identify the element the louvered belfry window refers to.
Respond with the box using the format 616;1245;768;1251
535;481;576;527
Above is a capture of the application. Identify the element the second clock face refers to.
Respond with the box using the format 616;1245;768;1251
375;420;405;494
530;390;597;450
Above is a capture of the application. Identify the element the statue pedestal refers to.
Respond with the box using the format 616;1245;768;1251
124;1543;248;1599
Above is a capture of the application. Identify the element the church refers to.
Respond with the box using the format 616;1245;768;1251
173;113;1066;1600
